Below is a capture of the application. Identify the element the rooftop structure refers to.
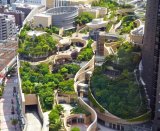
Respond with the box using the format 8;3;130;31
142;0;160;130
45;6;78;30
33;13;52;28
86;18;107;29
27;30;47;36
4;9;25;27
15;0;45;5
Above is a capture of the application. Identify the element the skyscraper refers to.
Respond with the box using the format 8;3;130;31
0;14;16;41
142;0;160;130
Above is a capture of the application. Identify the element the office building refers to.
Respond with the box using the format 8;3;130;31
0;14;16;41
142;0;160;130
4;10;25;27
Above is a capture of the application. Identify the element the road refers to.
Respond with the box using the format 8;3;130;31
25;106;42;131
0;74;20;131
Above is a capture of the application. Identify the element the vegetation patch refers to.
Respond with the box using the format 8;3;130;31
75;12;94;26
20;62;59;111
49;105;64;131
71;104;91;116
71;127;80;131
77;39;94;61
119;15;138;34
90;42;148;119
20;62;80;110
18;24;57;59
92;0;133;10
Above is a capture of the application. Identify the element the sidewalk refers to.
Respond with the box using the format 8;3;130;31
0;74;21;131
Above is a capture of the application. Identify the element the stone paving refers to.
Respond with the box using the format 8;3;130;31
25;111;42;131
0;75;20;131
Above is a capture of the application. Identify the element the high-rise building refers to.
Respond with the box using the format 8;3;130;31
0;14;16;41
0;14;7;40
142;0;160;130
4;10;25;27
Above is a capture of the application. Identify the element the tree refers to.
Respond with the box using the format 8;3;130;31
54;105;64;115
49;108;62;131
75;12;94;26
71;127;80;131
59;67;68;74
11;119;18;131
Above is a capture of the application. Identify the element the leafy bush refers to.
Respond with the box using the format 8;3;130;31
92;0;119;10
59;79;75;94
88;88;105;113
75;12;94;26
49;105;63;131
59;64;80;75
0;85;4;97
18;33;57;58
63;29;75;37
71;104;91;116
71;127;80;131
77;39;94;61
90;43;148;119
119;15;137;34
20;62;60;111
44;26;59;34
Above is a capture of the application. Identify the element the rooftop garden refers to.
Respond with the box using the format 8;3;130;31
71;104;91;116
119;15;138;34
20;62;80;110
18;24;57;59
20;62;58;111
71;127;80;131
39;26;59;35
90;42;148;119
92;0;134;10
75;12;94;26
77;39;94;61
49;104;64;131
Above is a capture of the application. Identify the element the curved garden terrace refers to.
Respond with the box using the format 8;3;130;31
90;42;149;120
20;61;80;111
18;25;57;61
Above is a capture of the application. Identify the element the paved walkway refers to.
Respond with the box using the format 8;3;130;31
25;111;42;131
0;75;20;131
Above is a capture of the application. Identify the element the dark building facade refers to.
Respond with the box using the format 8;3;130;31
142;0;160;130
96;32;105;56
4;10;25;27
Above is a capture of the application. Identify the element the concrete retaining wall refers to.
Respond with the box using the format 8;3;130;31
74;56;97;131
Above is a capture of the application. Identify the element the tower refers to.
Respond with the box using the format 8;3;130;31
142;0;160;130
96;31;105;56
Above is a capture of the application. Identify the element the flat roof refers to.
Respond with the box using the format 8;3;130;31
27;30;46;36
34;13;51;18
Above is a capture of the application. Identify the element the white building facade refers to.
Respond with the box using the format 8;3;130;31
0;14;16;41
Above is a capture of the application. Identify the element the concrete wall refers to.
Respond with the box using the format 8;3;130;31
74;56;97;131
129;34;143;44
25;94;38;105
33;14;52;28
56;93;77;104
129;19;143;44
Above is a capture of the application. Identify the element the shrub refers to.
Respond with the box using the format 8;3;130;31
75;12;94;26
71;127;80;131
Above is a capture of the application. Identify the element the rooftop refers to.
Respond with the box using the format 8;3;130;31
27;30;47;36
86;18;107;29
